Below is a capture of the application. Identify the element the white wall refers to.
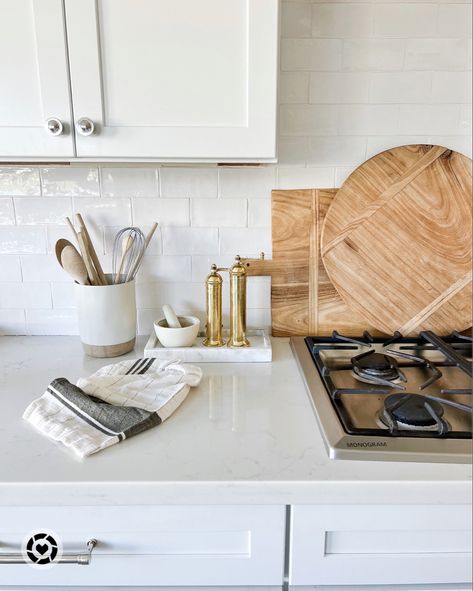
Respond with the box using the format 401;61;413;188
0;0;471;335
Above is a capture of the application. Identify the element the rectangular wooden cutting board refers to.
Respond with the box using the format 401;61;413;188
242;189;381;337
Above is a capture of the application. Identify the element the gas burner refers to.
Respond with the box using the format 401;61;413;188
351;351;407;390
379;393;448;434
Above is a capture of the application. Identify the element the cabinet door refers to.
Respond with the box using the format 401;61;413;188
65;0;278;161
0;0;74;158
0;505;285;586
290;505;472;587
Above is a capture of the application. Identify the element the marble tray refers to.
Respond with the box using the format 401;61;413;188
144;328;272;362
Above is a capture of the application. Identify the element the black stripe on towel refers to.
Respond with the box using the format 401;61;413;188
47;385;123;441
137;358;155;375
125;359;145;375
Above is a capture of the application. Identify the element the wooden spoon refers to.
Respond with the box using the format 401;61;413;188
55;239;90;285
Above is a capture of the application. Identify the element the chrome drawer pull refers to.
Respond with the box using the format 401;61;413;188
0;538;97;565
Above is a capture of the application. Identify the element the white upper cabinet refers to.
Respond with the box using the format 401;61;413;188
64;0;278;161
2;0;277;163
0;0;74;158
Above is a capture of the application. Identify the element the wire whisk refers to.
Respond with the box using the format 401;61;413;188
112;227;146;284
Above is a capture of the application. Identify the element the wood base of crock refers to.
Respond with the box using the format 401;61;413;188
82;337;136;358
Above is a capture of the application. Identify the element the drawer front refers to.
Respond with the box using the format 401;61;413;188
290;505;472;586
0;505;285;586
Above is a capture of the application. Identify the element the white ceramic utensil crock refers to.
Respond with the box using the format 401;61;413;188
75;275;136;357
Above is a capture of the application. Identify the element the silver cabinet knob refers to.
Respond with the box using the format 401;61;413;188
76;118;95;136
45;118;64;136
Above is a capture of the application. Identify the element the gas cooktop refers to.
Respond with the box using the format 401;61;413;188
291;330;472;463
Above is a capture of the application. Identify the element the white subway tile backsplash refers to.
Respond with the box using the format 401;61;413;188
0;282;51;309
430;136;472;158
26;283;52;309
432;72;472;103
219;228;272;257
0;168;40;196
342;39;404;71
101;167;159;198
41;167;99;197
373;4;437;38
366;135;431;159
309;72;370;104
370;72;432;104
136;282;203;313
248;200;271;228
338;104;400;135
334;166;355;187
133;198;189;226
20;254;68;282
307;137;367;166
277;137;310;165
72;197;132;227
191;255;233;283
160;167;218;198
0;227;46;254
0;309;26;335
26;309;78;335
51;282;75;309
247;308;271;330
247;277;271;309
398;104;462;135
0;0;470;334
15;197;72;225
280;105;338;136
437;4;472;38
405;39;469;70
277;166;334;189
312;3;373;38
279;72;310;104
0;198;15;225
163;227;218;255
459;104;472;136
0;282;25;309
191;199;247;227
281;39;342;71
0;255;22;281
136;256;191;283
281;2;311;38
218;167;276;199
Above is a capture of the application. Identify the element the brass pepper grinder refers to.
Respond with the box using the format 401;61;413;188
203;264;225;347
228;255;250;347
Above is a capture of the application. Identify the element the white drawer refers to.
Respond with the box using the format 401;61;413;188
0;505;285;586
290;505;472;587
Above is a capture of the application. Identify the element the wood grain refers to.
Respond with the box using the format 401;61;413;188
242;189;380;337
321;144;472;336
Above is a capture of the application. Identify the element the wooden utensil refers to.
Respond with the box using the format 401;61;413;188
115;233;134;284
77;231;100;286
55;239;90;285
75;213;107;286
321;144;472;336
241;189;380;337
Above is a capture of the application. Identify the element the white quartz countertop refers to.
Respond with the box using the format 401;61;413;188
0;336;471;506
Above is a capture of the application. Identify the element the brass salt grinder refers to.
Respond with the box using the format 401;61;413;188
203;264;225;347
203;255;250;348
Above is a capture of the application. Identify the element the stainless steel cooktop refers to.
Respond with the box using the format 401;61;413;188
291;331;472;463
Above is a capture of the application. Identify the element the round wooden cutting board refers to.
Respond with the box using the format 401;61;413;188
321;144;472;336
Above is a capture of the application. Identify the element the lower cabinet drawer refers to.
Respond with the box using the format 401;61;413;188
0;505;285;586
290;504;472;587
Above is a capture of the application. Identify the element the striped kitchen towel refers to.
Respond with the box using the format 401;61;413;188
23;358;202;459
